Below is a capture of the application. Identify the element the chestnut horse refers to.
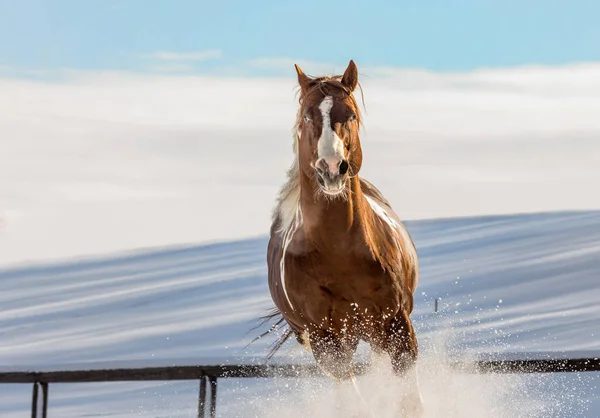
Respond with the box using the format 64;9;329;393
265;60;423;415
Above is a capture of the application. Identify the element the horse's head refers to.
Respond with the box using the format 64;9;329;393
294;60;363;198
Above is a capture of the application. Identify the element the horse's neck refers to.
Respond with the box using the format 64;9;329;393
299;176;373;251
297;174;403;274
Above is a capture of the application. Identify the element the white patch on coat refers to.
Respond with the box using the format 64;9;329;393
279;207;302;311
317;96;345;163
365;194;419;281
365;195;401;231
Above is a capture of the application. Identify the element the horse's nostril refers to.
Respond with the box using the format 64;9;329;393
315;159;328;176
339;160;349;175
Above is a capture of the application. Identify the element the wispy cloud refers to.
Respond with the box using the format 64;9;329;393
248;57;340;76
140;49;222;62
247;56;453;83
146;63;195;73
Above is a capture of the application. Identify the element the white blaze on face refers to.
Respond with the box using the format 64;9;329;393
317;96;345;166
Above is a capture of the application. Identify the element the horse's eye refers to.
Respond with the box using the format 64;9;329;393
348;114;357;122
303;116;312;123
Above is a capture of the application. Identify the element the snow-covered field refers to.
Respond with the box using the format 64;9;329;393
1;63;600;417
2;211;599;417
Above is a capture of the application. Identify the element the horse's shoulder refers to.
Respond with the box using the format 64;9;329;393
360;177;390;205
268;211;309;259
359;177;403;226
360;177;419;293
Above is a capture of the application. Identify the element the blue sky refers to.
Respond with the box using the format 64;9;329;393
1;0;599;76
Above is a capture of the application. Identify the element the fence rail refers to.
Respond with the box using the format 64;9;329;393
2;354;599;418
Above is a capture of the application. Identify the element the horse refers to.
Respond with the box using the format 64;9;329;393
264;59;423;415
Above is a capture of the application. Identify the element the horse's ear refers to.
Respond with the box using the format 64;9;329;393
341;59;358;92
295;64;311;94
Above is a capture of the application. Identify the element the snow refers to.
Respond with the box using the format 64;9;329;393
1;211;599;417
1;64;599;416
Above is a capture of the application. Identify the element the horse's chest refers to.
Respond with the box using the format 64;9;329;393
284;246;401;322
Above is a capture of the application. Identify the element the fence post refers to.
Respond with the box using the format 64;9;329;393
41;382;49;418
31;382;39;418
198;376;207;418
209;377;218;418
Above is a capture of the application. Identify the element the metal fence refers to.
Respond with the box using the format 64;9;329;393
2;354;599;418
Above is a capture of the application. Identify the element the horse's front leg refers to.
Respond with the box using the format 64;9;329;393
308;329;358;381
308;330;373;416
382;309;424;417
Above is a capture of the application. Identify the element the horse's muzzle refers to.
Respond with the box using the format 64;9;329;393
315;157;349;195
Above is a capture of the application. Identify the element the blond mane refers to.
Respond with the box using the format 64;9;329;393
272;105;302;236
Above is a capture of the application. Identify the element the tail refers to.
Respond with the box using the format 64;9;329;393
246;306;294;360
